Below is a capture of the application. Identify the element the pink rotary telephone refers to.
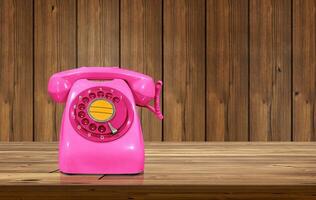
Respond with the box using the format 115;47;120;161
48;67;163;174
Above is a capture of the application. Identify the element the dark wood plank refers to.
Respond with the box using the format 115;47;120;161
77;0;119;66
120;0;162;141
250;0;273;141
293;0;316;141
0;142;316;199
206;0;248;141
34;0;76;141
271;0;292;141
1;186;316;200
0;0;33;141
250;0;291;141
163;0;205;141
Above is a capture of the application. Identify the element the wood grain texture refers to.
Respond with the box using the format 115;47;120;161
206;0;248;141
120;0;162;141
1;0;316;142
77;0;119;66
0;142;316;199
164;0;205;141
34;0;76;141
250;0;291;141
271;0;292;141
0;0;33;141
293;0;316;141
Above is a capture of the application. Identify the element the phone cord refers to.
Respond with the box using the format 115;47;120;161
145;81;164;120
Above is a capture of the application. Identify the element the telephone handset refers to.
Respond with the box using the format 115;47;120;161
48;66;163;119
48;67;163;174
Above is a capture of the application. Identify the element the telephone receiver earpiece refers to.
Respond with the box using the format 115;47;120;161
48;67;163;120
48;76;72;103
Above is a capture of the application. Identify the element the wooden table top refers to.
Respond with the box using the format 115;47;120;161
0;142;316;199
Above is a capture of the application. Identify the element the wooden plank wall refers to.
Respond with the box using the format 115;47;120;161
0;0;315;142
249;0;292;141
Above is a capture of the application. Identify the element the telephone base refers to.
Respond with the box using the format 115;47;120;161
58;140;144;175
58;79;144;175
59;170;144;175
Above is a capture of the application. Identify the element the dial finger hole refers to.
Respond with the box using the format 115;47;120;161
82;118;89;125
98;125;106;133
105;93;112;99
78;111;85;118
113;97;120;103
97;91;104;97
78;104;85;110
89;93;96;99
89;123;97;131
82;97;89;103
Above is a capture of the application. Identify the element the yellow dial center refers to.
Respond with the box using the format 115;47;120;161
88;98;115;122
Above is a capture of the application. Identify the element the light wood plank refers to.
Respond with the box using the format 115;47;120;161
0;142;316;185
0;0;33;141
0;142;316;199
293;0;316;141
250;0;291;141
164;0;205;141
120;0;163;141
34;0;76;141
206;0;248;141
77;0;119;66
